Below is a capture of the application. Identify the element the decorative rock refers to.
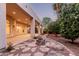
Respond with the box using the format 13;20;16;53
28;42;36;47
15;45;23;48
50;50;56;54
55;53;64;56
69;53;74;56
46;42;56;48
8;54;14;56
15;54;19;56
22;47;30;52
23;42;29;45
34;52;44;56
46;50;57;56
40;47;49;52
0;53;2;55
53;45;64;51
46;42;51;47
14;47;19;50
47;53;57;56
40;45;46;48
20;46;26;49
10;50;16;53
31;47;37;52
4;52;9;55
21;53;31;56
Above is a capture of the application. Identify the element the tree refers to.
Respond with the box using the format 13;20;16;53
60;4;79;43
47;21;54;34
53;3;61;13
42;17;52;26
47;21;60;35
42;17;52;34
51;21;60;34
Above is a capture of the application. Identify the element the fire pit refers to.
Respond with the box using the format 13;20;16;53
36;36;46;46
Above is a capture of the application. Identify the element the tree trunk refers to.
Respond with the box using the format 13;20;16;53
55;33;57;37
71;39;74;43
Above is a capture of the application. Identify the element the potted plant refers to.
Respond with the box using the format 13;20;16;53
6;42;14;52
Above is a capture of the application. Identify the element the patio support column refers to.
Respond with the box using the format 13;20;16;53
41;26;43;34
40;25;42;34
31;18;35;38
0;4;6;49
13;20;17;35
10;19;13;35
38;25;41;35
10;19;13;34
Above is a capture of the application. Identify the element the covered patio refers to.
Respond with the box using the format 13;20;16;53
0;3;42;49
6;3;42;46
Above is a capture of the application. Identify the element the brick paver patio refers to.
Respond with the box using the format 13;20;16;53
0;35;74;56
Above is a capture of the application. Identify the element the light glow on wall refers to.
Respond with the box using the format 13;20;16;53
16;26;21;30
6;19;10;35
12;11;16;15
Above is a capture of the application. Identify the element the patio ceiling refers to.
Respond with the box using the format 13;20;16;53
6;3;33;25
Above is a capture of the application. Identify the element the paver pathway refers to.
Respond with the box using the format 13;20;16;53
0;35;74;56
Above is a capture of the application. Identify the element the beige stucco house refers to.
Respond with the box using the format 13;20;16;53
0;3;43;49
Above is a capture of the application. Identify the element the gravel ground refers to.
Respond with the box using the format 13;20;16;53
47;34;79;56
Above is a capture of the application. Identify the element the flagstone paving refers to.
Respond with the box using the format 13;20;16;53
0;35;75;56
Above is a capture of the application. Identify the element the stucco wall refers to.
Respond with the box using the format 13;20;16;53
0;4;6;49
17;3;42;25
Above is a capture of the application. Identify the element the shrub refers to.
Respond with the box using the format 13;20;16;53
33;36;38;39
43;27;48;34
52;21;60;34
60;4;79;43
47;21;60;34
36;36;45;45
6;42;14;52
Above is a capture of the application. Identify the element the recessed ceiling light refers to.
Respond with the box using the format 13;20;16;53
12;11;16;15
18;19;20;21
25;18;28;20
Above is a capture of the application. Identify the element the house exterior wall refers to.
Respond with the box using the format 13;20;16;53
0;4;6;49
0;3;42;49
17;3;42;25
17;3;42;36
